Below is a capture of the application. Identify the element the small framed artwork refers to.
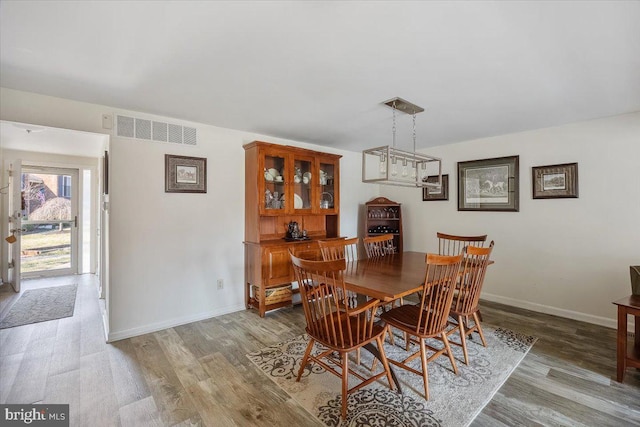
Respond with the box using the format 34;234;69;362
458;155;519;212
422;174;449;201
165;154;207;193
532;162;578;199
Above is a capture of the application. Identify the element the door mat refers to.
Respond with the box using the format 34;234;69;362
0;284;78;329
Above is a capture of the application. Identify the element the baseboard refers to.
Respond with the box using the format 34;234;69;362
481;293;634;332
107;303;246;342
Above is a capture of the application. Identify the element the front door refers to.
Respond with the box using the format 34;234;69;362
20;166;79;278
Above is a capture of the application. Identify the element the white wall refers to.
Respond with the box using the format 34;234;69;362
0;88;378;340
380;112;640;328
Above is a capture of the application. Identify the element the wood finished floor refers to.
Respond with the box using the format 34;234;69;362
1;276;639;426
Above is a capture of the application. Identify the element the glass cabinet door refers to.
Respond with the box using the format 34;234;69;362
319;160;337;212
292;155;313;211
262;153;286;213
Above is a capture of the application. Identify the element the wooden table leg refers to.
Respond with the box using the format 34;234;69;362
617;305;627;382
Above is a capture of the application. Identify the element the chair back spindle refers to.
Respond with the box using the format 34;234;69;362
364;234;395;258
437;232;487;256
318;237;359;262
451;242;494;315
416;253;464;336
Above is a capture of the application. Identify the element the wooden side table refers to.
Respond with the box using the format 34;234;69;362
612;295;640;382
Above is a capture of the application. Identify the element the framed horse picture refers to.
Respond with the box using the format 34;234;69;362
457;155;519;212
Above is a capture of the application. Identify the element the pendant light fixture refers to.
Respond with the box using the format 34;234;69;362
362;97;442;188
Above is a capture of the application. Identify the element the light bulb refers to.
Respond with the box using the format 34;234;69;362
411;162;417;179
379;154;387;175
420;162;427;180
391;157;398;176
402;159;408;177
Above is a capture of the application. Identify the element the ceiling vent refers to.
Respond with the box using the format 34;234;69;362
116;115;197;145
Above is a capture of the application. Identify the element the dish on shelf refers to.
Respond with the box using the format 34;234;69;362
264;171;274;181
268;168;280;179
294;193;303;209
303;172;312;180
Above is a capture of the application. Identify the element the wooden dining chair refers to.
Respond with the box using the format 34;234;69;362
289;252;394;419
380;252;464;400
318;237;362;362
446;242;494;365
364;234;395;258
437;232;487;255
318;237;360;307
318;237;359;262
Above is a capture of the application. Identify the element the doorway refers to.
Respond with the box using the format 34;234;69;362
1;120;109;337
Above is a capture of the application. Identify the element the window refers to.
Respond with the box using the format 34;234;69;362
61;175;72;198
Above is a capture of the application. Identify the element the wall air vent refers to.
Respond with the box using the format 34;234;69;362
152;121;168;142
116;115;197;145
184;127;197;145
168;124;182;144
117;115;134;138
135;118;151;140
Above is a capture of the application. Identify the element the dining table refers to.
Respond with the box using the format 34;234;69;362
343;251;428;302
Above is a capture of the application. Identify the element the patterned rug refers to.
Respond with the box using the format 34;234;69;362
247;326;536;427
0;284;77;329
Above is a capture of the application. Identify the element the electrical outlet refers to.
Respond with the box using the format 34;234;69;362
217;279;224;290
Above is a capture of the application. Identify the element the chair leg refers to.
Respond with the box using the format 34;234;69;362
297;339;315;382
356;348;361;366
441;332;458;375
473;312;487;347
458;315;469;365
341;352;349;419
387;326;395;345
376;333;394;390
419;338;430;400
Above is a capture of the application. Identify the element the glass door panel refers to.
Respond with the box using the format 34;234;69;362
263;154;286;211
293;158;313;210
21;222;73;273
20;168;78;277
319;162;336;211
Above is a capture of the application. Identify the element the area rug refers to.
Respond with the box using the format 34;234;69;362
247;326;536;427
0;284;78;329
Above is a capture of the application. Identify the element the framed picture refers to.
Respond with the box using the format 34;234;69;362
458;155;519;212
532;162;578;199
165;154;207;193
422;174;449;201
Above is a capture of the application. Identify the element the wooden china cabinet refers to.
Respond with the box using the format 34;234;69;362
244;141;341;317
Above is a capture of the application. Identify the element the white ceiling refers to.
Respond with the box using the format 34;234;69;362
1;1;639;153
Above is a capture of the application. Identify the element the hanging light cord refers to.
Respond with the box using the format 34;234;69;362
392;100;397;149
412;112;417;153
